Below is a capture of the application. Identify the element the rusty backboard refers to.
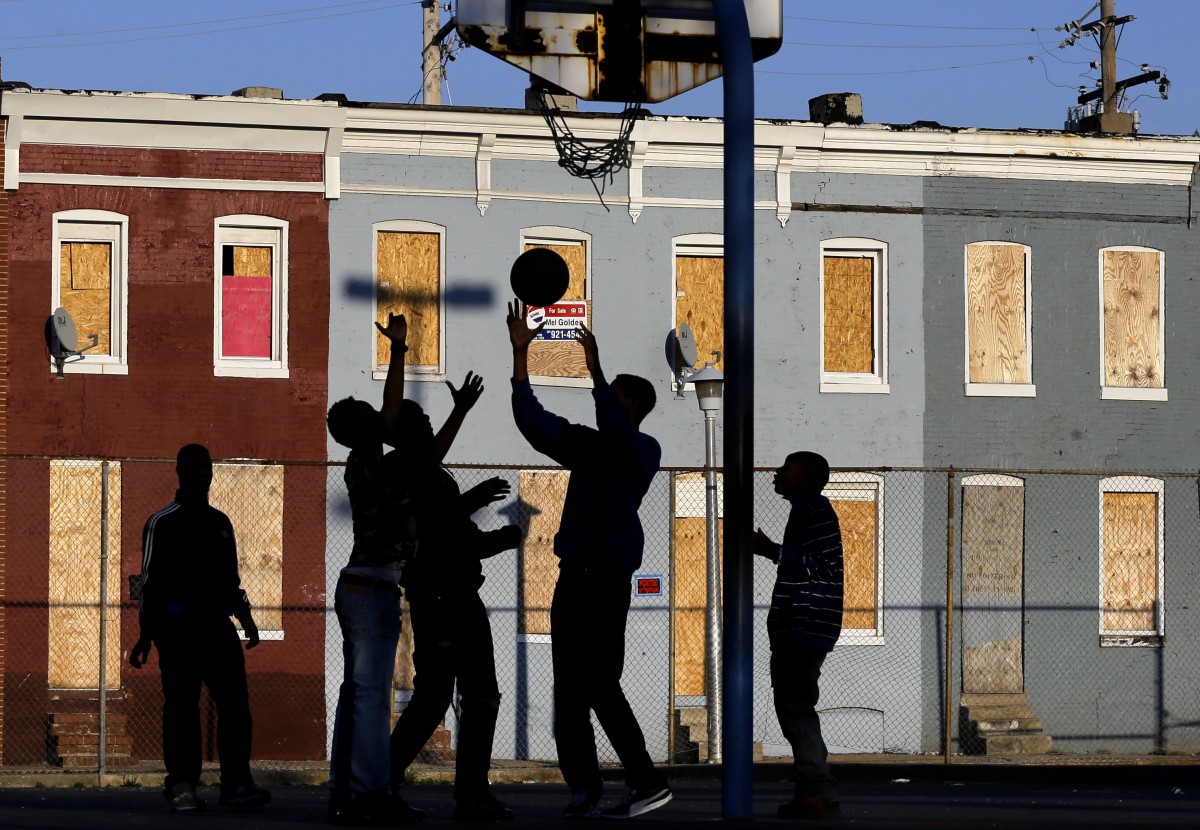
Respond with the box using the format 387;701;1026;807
456;0;783;103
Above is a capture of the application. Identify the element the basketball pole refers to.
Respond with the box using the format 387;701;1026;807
714;0;756;820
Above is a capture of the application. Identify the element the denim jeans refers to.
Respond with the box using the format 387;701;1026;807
771;646;838;798
330;575;402;797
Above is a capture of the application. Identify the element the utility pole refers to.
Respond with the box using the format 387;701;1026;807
1070;0;1163;134
422;1;443;105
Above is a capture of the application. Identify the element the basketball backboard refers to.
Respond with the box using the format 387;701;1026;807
456;0;782;103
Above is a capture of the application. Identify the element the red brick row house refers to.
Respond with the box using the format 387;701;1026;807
0;82;345;767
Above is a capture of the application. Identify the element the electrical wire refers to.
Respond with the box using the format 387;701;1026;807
782;39;1042;50
0;1;417;50
783;14;1049;33
758;56;1034;77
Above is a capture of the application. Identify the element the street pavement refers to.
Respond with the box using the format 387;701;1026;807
1;774;1198;830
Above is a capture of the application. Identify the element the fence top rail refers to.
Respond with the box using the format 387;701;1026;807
5;453;1200;478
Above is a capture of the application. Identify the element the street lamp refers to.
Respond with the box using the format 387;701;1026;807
689;354;724;762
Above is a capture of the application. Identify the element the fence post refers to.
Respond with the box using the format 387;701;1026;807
667;472;677;765
944;467;955;764
98;461;110;778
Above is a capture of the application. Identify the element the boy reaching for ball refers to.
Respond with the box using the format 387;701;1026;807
506;300;672;819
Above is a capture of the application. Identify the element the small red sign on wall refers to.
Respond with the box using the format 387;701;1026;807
634;575;662;596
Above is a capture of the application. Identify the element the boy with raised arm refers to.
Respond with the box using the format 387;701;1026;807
506;300;671;819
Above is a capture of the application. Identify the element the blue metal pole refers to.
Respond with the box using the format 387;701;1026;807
713;0;755;820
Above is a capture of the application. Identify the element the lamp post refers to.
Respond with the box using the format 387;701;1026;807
689;356;724;762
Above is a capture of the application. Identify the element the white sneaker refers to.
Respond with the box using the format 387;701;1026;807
601;787;672;819
165;783;207;812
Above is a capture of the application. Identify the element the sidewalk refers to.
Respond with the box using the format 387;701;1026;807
1;776;1197;830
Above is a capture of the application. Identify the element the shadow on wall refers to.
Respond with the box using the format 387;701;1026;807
341;277;495;308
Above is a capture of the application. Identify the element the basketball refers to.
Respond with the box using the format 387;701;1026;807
510;247;569;307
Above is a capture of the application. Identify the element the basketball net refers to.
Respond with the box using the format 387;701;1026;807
533;86;647;211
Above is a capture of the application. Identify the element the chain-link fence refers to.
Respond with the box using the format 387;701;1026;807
2;457;1197;776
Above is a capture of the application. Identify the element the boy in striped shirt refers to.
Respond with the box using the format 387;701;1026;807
755;451;844;819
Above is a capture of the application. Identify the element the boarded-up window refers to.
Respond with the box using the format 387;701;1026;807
1102;248;1163;389
824;474;882;639
48;461;121;690
518;471;569;636
966;243;1030;385
376;228;442;371
525;238;589;379
210;464;285;633
59;241;113;356
961;477;1025;695
672;472;722;696
1100;481;1161;635
221;245;274;359
214;217;287;374
823;256;874;374
820;240;887;388
675;254;724;373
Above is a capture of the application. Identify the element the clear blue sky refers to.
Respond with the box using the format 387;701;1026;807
0;0;1194;135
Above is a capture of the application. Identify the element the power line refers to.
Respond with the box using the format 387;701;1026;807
0;1;416;50
758;56;1034;77
784;14;1048;32
782;39;1041;50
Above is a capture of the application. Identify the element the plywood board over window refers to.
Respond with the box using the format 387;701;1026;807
526;241;589;379
59;241;112;355
48;461;121;690
823;256;874;374
1102;249;1162;389
1102;491;1158;632
675;255;724;372
377;231;441;370
518;471;570;637
966;243;1029;384
830;496;877;631
210;464;284;634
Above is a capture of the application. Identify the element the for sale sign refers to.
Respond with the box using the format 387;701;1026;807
527;302;588;341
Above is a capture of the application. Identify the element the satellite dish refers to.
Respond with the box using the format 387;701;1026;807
677;322;698;368
45;306;98;379
51;307;79;352
664;323;701;398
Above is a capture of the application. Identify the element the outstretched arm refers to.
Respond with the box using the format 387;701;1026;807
506;299;543;382
376;313;408;432
432;372;484;464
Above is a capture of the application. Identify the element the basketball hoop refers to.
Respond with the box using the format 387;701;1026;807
532;86;648;211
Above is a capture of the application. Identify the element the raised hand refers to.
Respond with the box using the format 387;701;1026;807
507;299;544;351
575;323;601;377
446;371;484;411
375;312;408;347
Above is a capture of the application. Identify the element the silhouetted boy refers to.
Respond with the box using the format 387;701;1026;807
754;451;844;819
130;443;270;812
506;300;671;819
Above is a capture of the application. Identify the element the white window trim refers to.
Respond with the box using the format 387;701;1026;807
521;226;594;389
213;215;289;378
963;241;1035;397
517;633;553;645
1098;246;1166;402
1097;476;1165;646
370;220;447;381
819;238;889;394
50;209;130;376
826;472;885;646
671;233;724;392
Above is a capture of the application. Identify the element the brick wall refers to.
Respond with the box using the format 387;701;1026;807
2;141;332;764
1;105;10;764
19;145;324;183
